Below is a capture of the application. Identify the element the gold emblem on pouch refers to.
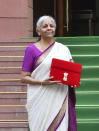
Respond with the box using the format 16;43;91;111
63;72;68;81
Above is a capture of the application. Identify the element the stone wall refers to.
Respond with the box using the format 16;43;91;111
0;0;33;39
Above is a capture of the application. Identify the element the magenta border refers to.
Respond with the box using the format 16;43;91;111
55;112;66;131
47;95;67;131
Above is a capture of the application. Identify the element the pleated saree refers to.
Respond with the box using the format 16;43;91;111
23;42;77;131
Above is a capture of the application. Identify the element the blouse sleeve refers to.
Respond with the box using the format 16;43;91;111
22;46;34;72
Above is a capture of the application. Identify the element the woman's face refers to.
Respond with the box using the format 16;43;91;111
38;18;56;39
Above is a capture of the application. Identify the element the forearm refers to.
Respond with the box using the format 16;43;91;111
21;76;41;85
21;71;60;86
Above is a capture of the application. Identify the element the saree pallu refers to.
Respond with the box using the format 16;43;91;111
26;42;74;131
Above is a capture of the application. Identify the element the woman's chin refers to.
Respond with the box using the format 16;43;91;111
45;34;55;38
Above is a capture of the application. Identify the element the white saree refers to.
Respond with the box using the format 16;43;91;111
26;42;72;131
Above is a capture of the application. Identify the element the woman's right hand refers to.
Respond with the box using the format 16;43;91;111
21;71;61;86
41;76;61;85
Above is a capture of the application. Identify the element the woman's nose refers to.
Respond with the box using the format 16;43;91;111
47;25;51;30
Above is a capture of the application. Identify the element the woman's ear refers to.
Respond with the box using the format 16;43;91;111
36;29;41;36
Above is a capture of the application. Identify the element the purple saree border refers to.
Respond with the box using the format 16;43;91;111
33;41;55;70
47;94;68;131
55;112;66;131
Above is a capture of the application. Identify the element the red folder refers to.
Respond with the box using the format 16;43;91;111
50;58;82;88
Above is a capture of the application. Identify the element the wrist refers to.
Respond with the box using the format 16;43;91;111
41;81;43;86
37;81;43;85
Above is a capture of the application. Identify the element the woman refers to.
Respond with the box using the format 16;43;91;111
21;15;77;131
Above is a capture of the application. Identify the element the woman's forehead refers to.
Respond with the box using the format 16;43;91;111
42;18;54;25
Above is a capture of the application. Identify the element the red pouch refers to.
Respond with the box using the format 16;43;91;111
50;58;82;88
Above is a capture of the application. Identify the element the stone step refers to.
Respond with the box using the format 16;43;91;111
0;68;21;74
0;66;99;78
0;93;26;99
0;74;21;79
0;81;25;86
0;91;99;105
1;44;99;55
0;78;99;91
0;127;28;131
0;55;99;66
0;128;28;131
0;51;25;56
81;67;99;78
0;37;99;131
56;36;99;45
0;106;26;113
74;56;99;66
0;112;27;120
76;80;99;91
0;121;28;131
0;98;26;105
69;45;99;55
0;61;22;67
0;91;99;106
0;47;26;52
0;39;35;46
77;122;99;131
76;92;99;105
76;106;99;119
0;56;23;62
0;85;26;92
0;122;28;128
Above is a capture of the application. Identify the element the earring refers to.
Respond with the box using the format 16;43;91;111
38;33;41;36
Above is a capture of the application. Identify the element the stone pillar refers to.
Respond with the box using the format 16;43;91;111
0;0;29;39
27;0;33;37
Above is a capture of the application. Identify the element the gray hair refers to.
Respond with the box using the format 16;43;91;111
36;16;56;30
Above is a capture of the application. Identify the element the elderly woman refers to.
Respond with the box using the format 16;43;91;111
21;15;77;131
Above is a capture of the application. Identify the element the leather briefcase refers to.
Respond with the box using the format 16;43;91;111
50;58;82;88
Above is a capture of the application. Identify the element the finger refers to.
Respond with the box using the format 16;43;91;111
49;76;54;80
47;81;61;85
51;80;61;83
58;83;63;85
50;76;54;78
45;76;54;81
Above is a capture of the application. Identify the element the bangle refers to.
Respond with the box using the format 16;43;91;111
41;82;43;86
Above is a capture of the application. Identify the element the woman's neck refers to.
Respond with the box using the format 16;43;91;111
40;37;55;46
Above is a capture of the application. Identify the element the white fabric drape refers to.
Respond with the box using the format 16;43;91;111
26;42;72;131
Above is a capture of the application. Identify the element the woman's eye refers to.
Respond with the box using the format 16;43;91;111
50;25;54;28
42;24;54;28
43;25;47;28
